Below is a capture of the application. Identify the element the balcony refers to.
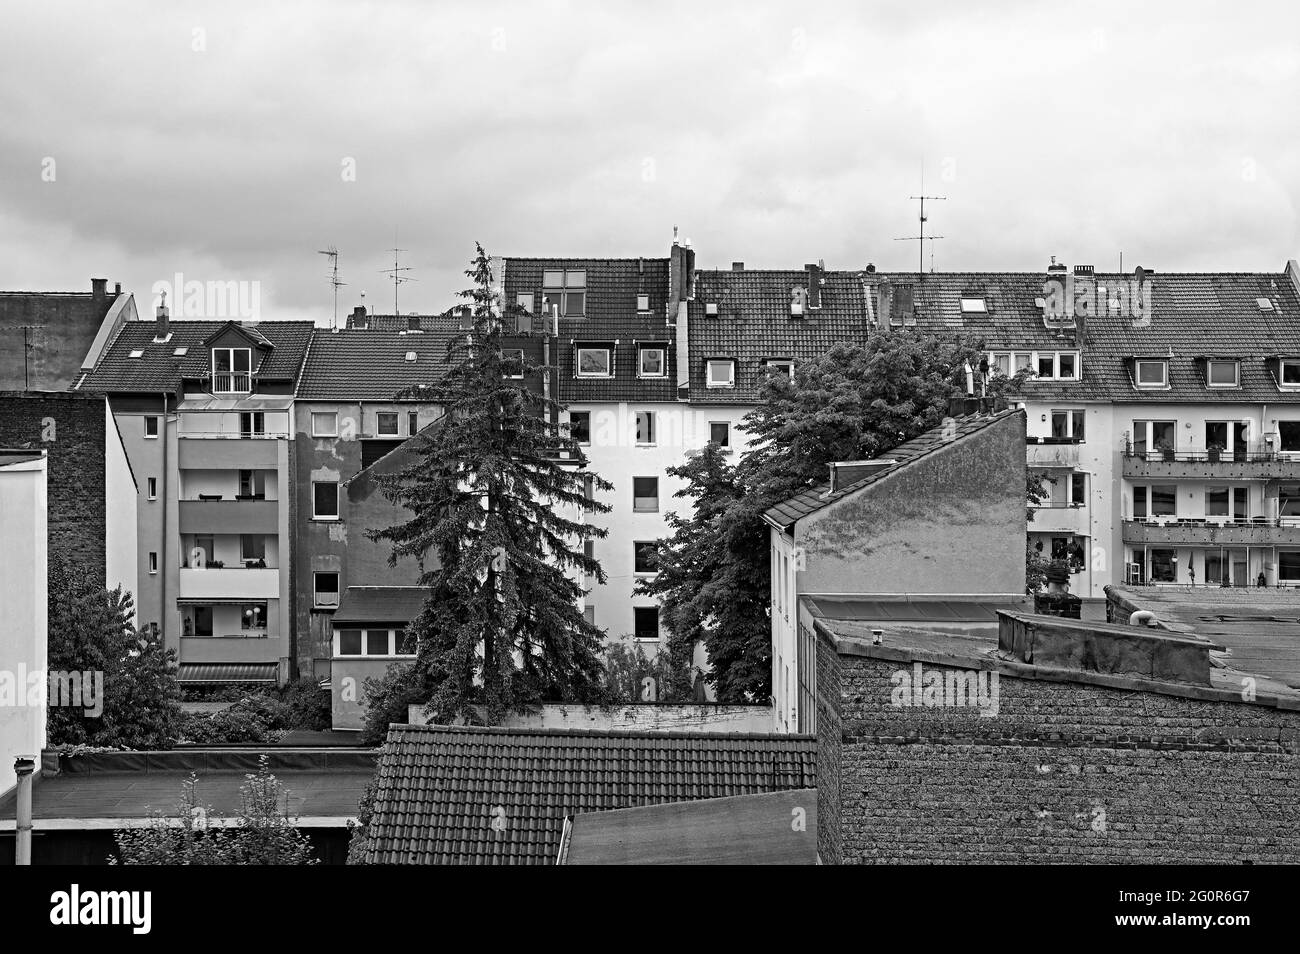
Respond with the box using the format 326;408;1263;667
179;498;278;534
1122;518;1300;547
1122;445;1300;480
178;567;280;600
180;636;282;664
1029;504;1089;534
1026;437;1080;468
178;437;280;469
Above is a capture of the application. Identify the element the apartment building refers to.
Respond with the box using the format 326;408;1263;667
78;303;313;685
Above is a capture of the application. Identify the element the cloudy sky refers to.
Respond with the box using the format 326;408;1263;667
3;0;1298;324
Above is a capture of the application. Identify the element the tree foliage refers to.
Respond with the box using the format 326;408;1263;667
369;245;613;725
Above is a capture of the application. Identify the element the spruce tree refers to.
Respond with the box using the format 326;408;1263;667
370;244;611;724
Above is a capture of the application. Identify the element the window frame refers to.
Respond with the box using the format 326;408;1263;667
633;606;660;642
211;347;253;394
706;358;735;388
542;269;587;317
638;346;666;378
502;348;525;380
147;476;158;500
709;421;731;447
148;551;158;575
144;416;159;438
375;411;400;437
240;533;266;563
633;541;658;575
1281;359;1300;388
635;411;655;446
1135;359;1168;388
313;571;340;608
312;480;340;520
311;411;339;438
632;476;659;513
765;359;794;379
334;626;413;658
576;347;612;378
569;411;591;445
1206;359;1239;388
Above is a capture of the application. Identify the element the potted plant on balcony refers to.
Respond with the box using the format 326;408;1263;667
1156;439;1176;461
1207;441;1225;463
209;559;225;569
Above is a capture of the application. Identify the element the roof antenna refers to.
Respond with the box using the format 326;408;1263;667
317;246;345;330
894;166;945;275
381;241;416;318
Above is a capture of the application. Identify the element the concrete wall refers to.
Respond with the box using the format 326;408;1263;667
105;397;169;633
103;403;138;599
816;635;1300;864
0;285;120;390
0;457;47;797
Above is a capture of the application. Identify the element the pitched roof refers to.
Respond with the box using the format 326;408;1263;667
295;328;460;401
763;408;1022;532
332;586;429;626
360;725;817;865
78;319;314;393
687;269;870;404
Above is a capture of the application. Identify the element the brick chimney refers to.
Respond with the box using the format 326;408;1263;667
668;234;696;306
350;305;368;329
805;263;823;311
155;291;170;340
91;278;107;299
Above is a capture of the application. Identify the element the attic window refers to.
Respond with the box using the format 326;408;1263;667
1207;359;1239;388
705;303;719;317
959;297;986;313
637;294;650;312
706;359;735;388
173;347;188;356
405;351;417;362
128;350;144;359
1280;359;1300;387
1135;359;1168;388
1257;298;1275;311
407;317;421;331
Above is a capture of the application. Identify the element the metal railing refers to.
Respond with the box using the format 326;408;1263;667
1121;442;1281;463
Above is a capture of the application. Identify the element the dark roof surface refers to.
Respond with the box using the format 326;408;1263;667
78;319;314;393
332;586;429;626
361;725;817;865
763;408;1022;531
296;328;459;401
559;788;818;865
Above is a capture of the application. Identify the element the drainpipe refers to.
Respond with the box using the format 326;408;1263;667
160;390;169;642
14;756;34;865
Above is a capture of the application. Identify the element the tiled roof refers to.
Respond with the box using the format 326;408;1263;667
344;312;456;332
295;328;460;401
869;270;1300;403
78;319;314;393
360;725;817;865
332;586;429;625
763;408;1022;531
502;258;679;403
687;269;871;404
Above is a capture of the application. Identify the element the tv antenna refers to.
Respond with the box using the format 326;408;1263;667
894;171;946;274
381;246;416;317
18;324;44;389
317;246;345;329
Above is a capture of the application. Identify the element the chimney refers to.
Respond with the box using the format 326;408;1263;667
731;262;744;272
155;291;170;340
114;282;122;296
828;459;895;493
351;305;368;329
865;263;876;274
1073;264;1094;276
669;235;696;305
91;277;107;299
1047;256;1067;275
805;263;822;310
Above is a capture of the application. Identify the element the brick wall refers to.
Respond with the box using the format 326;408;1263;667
819;642;1300;864
0;393;107;582
814;629;842;864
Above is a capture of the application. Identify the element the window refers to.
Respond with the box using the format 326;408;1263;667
1282;360;1300;387
239;411;264;437
636;411;655;445
144;416;159;438
147;477;157;500
633;476;658;512
1037;354;1055;378
1058;353;1077;379
634;606;659;641
240;534;265;562
637;294;650;312
314;572;339;608
409;412;419;435
1132;420;1176;456
584;605;595;624
1206;487;1248;519
1280;421;1300;453
1071;472;1086;504
709;421;730;447
238;470;266;499
1013;352;1033;373
1207;359;1239;387
311;412;338;437
128;350;144;359
173;347;188;356
376;412;399;436
241;603;268;630
516;292;533;313
633;541;658;574
706;359;735;388
148;552;158;574
765;359;794;378
1281;551;1300;582
639;347;666;377
313;481;339;519
1257;297;1275;311
1050;409;1085;441
212;347;252;393
960;297;987;313
502;348;524;379
570;411;590;444
1135;359;1168;387
583;540;594;580
1133;484;1177;519
542;269;586;317
336;627;405;656
1034;352;1079;380
1149;549;1176;583
576;347;611;377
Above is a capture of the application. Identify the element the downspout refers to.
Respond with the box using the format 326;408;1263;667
14;756;34;865
161;389;169;642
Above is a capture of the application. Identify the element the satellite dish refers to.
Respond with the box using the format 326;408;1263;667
190;547;206;569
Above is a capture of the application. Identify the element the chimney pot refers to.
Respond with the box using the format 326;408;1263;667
155;290;170;339
114;282;122;295
732;262;744;272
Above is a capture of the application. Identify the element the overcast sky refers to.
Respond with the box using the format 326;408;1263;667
3;0;1298;324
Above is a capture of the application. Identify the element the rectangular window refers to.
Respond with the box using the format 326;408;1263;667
502;348;524;379
1133;420;1176;456
313;572;339;608
990;353;1010;377
633;606;659;641
1070;472;1086;504
1136;360;1167;387
366;630;390;655
238;470;266;499
633;476;658;512
1135;484;1176;518
1149;549;1176;583
639;347;666;377
409;412;419;435
633;541;658;574
570;411;591;445
311;412;338;437
1037;354;1055;378
240;534;265;563
709;421;730;447
542;270;586;316
144;416;159;438
576;347;611;377
1206;488;1248;518
1049;409;1085;441
148;551;158;574
1207;359;1239;387
241;603;267;630
212;348;252;393
313;481;339;519
706;359;735;388
765;359;794;378
1058;352;1077;379
376;412;399;436
516;292;533;313
338;629;363;656
636;411;655;445
1281;551;1300;582
147;477;158;500
583;539;594;580
636;294;650;312
959;297;986;313
240;411;265;437
1013;352;1033;374
1282;360;1300;386
1280;421;1300;453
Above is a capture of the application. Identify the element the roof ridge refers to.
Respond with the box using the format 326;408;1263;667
390;724;813;740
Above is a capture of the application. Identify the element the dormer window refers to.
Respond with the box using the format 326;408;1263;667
1135;359;1168;388
576;346;611;378
638;346;666;378
212;347;252;393
765;359;794;379
407;316;421;331
1207;359;1239;388
706;359;735;388
1281;359;1300;387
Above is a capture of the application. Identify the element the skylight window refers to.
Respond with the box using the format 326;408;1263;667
1257;297;1275;311
959;297;986;313
705;303;719;316
173;347;188;356
128;350;144;358
405;351;417;362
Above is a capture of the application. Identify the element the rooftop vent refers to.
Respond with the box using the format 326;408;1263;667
1073;264;1094;276
705;302;719;316
1047;256;1068;274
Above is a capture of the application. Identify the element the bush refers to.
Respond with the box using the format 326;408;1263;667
178;678;330;744
359;662;427;746
601;637;696;704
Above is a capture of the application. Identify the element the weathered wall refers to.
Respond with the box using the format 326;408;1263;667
818;642;1300;864
0;285;117;390
798;412;1026;597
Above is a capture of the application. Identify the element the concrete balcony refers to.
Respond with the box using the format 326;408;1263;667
1122;449;1300;481
178;436;280;470
178;567;281;600
1122;518;1300;547
179;498;278;534
1028;504;1089;534
1026;438;1081;468
180;636;282;664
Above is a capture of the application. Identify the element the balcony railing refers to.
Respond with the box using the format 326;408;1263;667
1122;517;1300;546
212;372;252;393
1122;443;1300;479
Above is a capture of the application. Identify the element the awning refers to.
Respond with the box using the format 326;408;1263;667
177;663;277;684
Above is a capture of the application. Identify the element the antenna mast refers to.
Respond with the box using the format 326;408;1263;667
317;246;345;329
382;245;416;317
894;170;946;274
